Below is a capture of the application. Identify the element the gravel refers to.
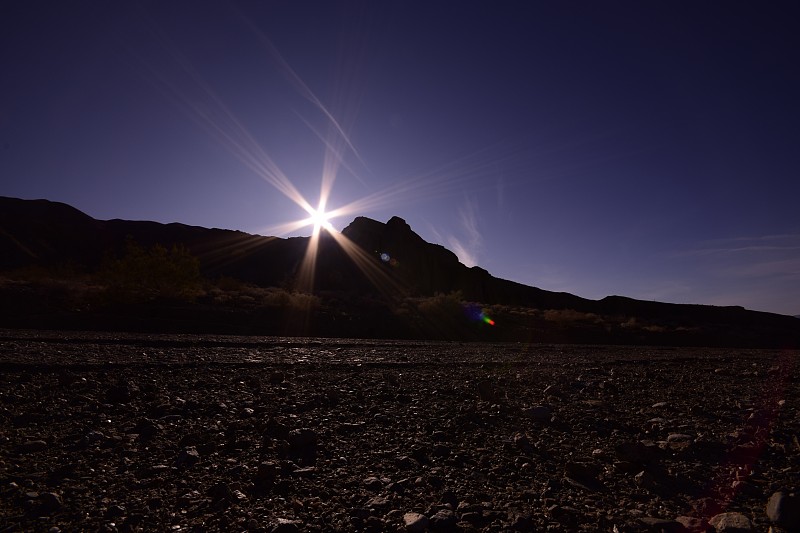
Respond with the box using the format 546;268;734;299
1;330;799;532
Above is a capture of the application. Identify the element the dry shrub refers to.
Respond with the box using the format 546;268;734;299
261;287;320;310
544;308;601;324
100;238;202;302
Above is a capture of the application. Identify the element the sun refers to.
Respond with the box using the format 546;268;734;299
308;206;334;235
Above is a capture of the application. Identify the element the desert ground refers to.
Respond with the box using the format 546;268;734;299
1;330;798;532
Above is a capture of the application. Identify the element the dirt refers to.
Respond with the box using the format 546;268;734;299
1;330;799;532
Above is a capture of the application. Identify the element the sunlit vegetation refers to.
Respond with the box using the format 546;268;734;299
0;241;758;343
207;283;320;311
99;238;203;303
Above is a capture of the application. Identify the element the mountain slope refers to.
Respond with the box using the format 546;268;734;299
1;195;797;346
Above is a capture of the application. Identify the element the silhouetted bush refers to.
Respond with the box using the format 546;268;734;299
100;238;202;302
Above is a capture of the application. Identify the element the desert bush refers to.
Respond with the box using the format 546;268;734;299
544;308;601;324
214;275;245;291
261;287;320;310
416;291;464;316
100;238;202;302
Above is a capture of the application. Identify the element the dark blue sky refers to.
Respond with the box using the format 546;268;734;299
2;1;799;315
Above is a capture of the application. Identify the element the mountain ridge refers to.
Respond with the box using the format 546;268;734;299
1;195;797;346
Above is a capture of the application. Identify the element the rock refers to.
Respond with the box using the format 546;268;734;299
288;428;318;464
675;516;707;532
106;380;138;403
615;440;659;464
403;512;429;532
291;466;316;477
547;505;578;526
365;496;390;510
476;380;497;401
564;461;599;479
133;418;160;441
766;491;800;529
564;461;605;492
522;405;552;423
364;516;386;530
254;461;279;487
207;482;233;502
18;439;48;453
543;385;564;398
39;492;62;513
666;433;693;443
460;511;482;524
635;470;655;488
637;517;683;531
429;509;457;530
269;518;302;533
709;512;752;531
396;455;418;470
513;433;534;453
174;446;200;468
731;480;760;496
264;418;290;440
105;504;126;518
363;476;384;491
83;430;106;446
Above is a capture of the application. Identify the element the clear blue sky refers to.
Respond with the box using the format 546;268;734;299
2;2;799;315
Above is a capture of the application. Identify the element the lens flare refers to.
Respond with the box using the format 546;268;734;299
464;303;495;326
134;17;522;312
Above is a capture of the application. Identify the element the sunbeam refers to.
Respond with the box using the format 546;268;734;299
129;11;559;302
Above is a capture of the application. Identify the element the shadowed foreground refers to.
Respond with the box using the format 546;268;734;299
1;331;799;532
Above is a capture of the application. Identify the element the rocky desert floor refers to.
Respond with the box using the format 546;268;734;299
1;330;799;532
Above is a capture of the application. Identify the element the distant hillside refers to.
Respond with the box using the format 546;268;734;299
1;196;798;347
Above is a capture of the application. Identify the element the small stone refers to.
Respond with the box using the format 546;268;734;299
614;440;659;464
39;492;62;513
288;428;318;461
106;504;126;518
175;447;200;468
731;480;760;496
675;515;706;532
291;466;317;478
429;509;457;530
396;455;417;470
564;461;599;480
522;405;552;422
19;440;48;453
255;462;279;485
637;517;683;531
709;512;752;531
403;512;429;532
666;433;693;443
264;417;290;440
766;491;800;529
543;385;564;398
270;518;302;533
634;470;655;488
106;380;137;403
365;496;390;509
364;516;385;530
207;482;233;502
513;433;533;453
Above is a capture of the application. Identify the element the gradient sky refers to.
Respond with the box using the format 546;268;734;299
2;2;799;316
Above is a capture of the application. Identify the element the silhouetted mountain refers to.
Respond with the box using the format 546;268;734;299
1;196;798;346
